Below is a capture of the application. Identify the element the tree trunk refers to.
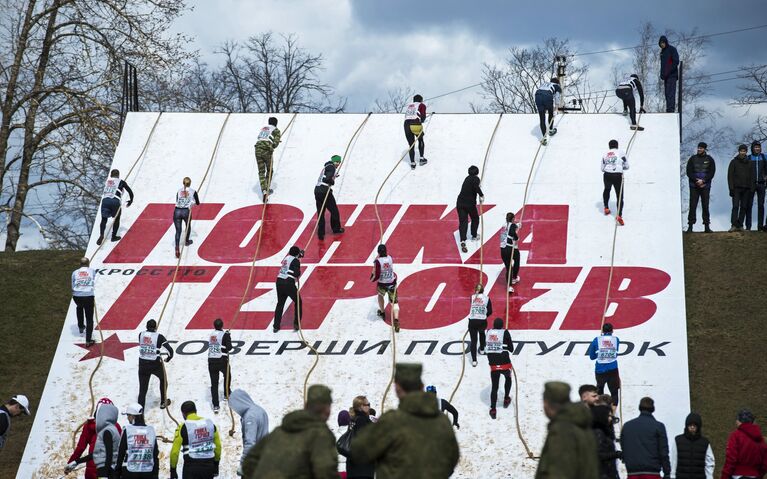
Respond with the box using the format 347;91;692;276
5;0;61;252
0;0;37;193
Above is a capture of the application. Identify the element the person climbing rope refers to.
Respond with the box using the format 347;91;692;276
486;318;513;419
207;318;232;414
273;246;304;332
66;398;115;479
500;212;521;291
456;165;485;253
314;155;345;241
114;403;159;479
173;177;200;258
587;323;621;411
254;117;281;202
425;386;460;429
71;257;97;347
97;169;134;245
615;74;646;131
170;401;221;479
534;77;561;145
403;94;428;169
136;319;174;410
467;283;492;367
601;139;629;226
66;399;121;478
370;244;400;333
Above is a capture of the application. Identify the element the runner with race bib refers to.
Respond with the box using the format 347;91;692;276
486;317;514;419
403;94;428;169
170;401;221;479
370;244;400;332
97;169;134;245
467;283;493;367
587;322;621;409
115;403;159;478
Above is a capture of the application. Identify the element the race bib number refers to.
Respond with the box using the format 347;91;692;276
257;127;271;141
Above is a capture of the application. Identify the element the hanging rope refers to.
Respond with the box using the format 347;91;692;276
447;113;504;405
599;113;643;432
224;113;299;436
70;112;163;449
151;113;232;429
503;114;565;459
375;112;435;414
295;113;373;404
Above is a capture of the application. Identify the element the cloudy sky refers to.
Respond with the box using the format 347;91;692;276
7;0;767;249
174;0;766;116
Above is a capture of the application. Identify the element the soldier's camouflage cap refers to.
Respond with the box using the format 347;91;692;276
306;384;333;406
395;363;422;388
543;381;571;405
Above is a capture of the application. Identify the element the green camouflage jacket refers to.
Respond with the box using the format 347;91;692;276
535;402;600;479
350;391;459;479
242;409;337;479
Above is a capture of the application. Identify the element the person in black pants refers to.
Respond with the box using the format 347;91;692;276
97;169;134;245
685;142;715;233
314;155;345;240
274;246;303;332
500;212;520;291
601;139;629;225
403;94;427;168
137;319;174;410
659;36;680;113
486;317;513;419
207;318;232;414
615;74;646;131
534;77;561;144
456;165;484;253
747;141;767;231
71;257;97;346
728;145;756;232
467;283;492;367
173;177;200;258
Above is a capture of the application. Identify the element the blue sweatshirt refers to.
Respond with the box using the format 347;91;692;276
587;333;619;373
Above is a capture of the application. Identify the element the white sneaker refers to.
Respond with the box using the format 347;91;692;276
472;361;477;367
508;286;515;293
512;277;520;285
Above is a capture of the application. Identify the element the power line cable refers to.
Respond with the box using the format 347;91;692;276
426;24;767;103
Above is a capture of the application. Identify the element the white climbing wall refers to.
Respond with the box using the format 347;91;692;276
19;112;686;478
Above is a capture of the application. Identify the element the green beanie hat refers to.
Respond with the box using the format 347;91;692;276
331;155;342;164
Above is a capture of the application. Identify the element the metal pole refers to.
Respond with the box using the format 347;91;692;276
132;65;139;111
678;60;683;143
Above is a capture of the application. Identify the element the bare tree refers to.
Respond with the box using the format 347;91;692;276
372;87;414;113
478;38;589;113
735;64;767;142
0;0;191;251
214;33;345;113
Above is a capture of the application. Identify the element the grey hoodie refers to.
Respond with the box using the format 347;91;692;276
93;403;120;470
229;389;269;467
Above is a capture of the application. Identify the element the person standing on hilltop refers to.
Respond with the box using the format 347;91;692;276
686;142;715;233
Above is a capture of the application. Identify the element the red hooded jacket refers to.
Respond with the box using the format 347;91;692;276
721;422;767;479
68;417;123;479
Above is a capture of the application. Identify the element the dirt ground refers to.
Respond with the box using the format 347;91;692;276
0;234;765;477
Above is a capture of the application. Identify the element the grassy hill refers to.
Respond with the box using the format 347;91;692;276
0;234;765;477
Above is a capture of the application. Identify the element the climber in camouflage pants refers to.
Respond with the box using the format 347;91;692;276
254;117;282;200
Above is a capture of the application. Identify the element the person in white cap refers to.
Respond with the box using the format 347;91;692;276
0;394;30;450
114;403;159;478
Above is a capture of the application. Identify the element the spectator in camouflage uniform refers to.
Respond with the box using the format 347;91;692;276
254;117;281;201
241;384;337;479
536;381;600;479
350;363;459;479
